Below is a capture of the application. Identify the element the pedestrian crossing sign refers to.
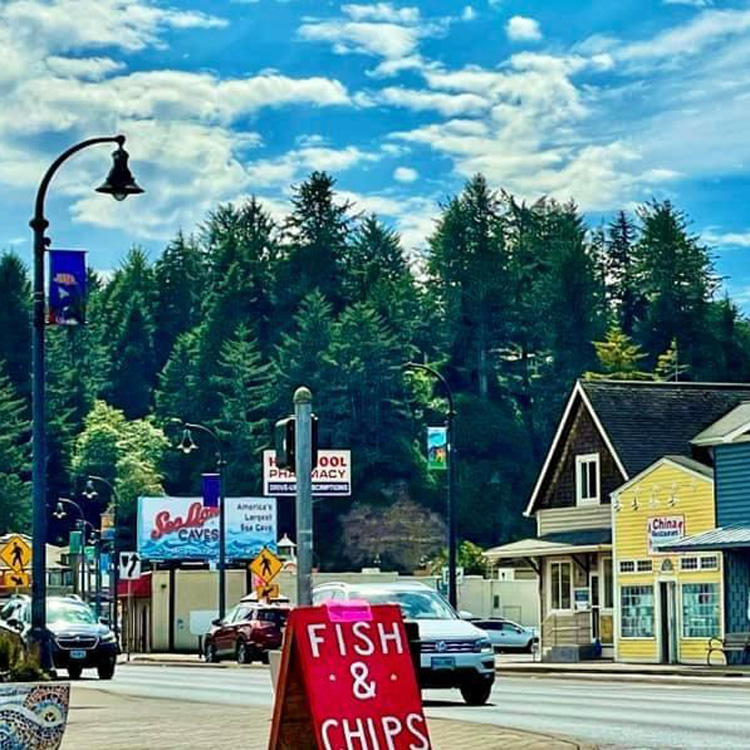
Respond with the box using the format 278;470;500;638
0;534;31;572
250;547;282;584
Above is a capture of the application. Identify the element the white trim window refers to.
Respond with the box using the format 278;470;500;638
621;585;655;638
682;583;720;638
575;453;600;505
550;561;573;611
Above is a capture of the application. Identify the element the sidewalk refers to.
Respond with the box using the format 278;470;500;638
62;687;591;750
496;656;750;685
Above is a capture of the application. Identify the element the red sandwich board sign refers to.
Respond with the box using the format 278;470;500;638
269;603;432;750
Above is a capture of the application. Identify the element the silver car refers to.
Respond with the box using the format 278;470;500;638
313;581;496;705
473;618;538;653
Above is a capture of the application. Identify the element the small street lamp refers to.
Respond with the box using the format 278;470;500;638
403;362;459;609
84;476;121;635
173;420;227;619
30;135;143;669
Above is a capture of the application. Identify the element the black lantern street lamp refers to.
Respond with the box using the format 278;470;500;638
175;421;227;619
404;362;458;609
30;135;143;669
84;476;121;635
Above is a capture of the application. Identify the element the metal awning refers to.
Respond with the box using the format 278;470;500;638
661;525;750;552
485;528;611;561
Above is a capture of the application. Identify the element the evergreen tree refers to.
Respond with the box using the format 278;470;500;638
655;338;690;382
0;252;30;400
635;200;716;368
211;324;271;493
283;172;353;309
154;331;200;423
153;232;204;371
0;364;30;533
586;325;653;381
105;293;156;419
271;291;336;415
605;211;641;334
428;175;507;399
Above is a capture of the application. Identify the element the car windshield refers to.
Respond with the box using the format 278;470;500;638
349;588;457;621
47;600;96;625
258;609;289;625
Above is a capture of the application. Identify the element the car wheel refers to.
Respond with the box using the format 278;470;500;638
260;651;270;665
206;641;219;664
237;640;251;665
525;640;534;653
460;681;492;706
67;664;83;680
97;657;116;680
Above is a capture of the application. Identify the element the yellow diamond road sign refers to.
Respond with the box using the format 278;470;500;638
0;535;31;572
249;547;283;584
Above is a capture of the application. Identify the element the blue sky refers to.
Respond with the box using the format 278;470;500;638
3;0;750;304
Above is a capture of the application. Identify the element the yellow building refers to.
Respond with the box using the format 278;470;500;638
612;456;722;664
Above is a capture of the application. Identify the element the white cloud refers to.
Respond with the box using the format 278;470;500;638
505;16;542;42
663;0;712;7
377;86;490;116
703;229;750;248
0;0;355;242
394;166;418;183
298;20;423;59
342;3;420;24
462;6;477;22
616;8;750;63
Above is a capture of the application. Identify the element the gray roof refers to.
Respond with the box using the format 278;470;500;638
580;381;750;476
662;525;750;552
662;455;714;479
692;402;750;445
485;528;611;560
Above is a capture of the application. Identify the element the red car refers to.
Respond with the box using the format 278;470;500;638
204;599;290;664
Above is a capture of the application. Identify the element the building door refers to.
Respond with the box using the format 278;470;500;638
590;573;600;641
659;581;677;664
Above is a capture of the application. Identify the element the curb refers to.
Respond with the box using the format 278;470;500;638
499;669;750;688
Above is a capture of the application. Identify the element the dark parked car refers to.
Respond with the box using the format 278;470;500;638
203;600;290;664
0;594;119;679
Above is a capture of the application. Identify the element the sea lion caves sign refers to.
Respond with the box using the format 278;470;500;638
269;604;432;750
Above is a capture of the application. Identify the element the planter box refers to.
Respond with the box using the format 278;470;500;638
0;683;70;749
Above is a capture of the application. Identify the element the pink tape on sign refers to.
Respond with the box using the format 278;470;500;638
325;599;373;622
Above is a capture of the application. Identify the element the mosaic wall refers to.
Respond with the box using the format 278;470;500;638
0;683;70;749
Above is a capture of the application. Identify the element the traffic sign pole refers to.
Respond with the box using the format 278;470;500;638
294;387;313;607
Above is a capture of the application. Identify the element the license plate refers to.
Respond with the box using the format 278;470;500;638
70;650;86;660
431;656;455;670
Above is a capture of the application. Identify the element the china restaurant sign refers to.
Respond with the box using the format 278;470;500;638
137;496;276;561
647;516;685;555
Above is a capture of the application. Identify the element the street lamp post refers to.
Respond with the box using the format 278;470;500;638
30;135;143;668
404;362;458;609
84;476;120;636
178;422;227;620
54;497;94;602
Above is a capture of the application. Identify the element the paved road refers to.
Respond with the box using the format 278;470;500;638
75;664;750;749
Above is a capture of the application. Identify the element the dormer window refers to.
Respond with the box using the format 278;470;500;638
576;453;600;505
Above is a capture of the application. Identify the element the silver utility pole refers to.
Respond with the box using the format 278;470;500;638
294;387;313;606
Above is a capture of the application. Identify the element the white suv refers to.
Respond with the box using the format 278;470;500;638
312;581;495;705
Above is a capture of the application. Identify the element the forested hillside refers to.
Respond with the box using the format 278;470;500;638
2;172;748;570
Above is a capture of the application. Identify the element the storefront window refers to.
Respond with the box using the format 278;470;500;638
682;583;720;638
603;558;613;609
550;561;572;610
621;586;654;638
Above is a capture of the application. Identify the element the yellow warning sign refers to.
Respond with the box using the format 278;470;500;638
2;570;30;589
249;547;283;584
0;535;31;572
255;583;280;601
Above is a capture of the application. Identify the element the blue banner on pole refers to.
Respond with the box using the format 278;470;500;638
202;473;220;508
49;249;87;325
